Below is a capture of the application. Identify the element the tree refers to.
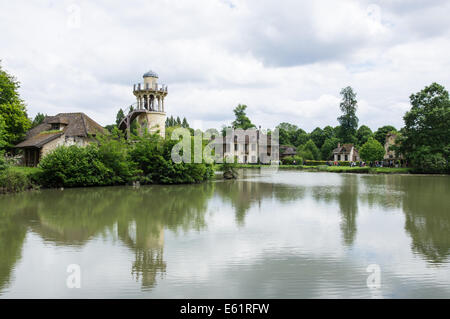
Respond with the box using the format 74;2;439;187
399;83;450;173
321;137;339;160
337;86;358;143
232;104;255;130
276;122;298;145
292;128;309;147
310;127;325;149
374;125;396;145
176;116;181;126
32;112;46;128
115;108;125;126
298;140;321;160
322;125;336;140
181;117;189;128
359;137;385;162
356;125;373;147
0;62;31;147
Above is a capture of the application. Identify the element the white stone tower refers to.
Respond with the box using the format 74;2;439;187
125;70;168;138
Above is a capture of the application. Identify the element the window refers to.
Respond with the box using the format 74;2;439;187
251;155;257;163
251;144;256;151
51;123;60;130
345;155;348;161
338;155;341;161
234;144;238;151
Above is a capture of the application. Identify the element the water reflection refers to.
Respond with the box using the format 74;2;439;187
0;171;449;297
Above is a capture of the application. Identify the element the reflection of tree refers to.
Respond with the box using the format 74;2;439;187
215;179;305;226
0;194;37;292
401;176;450;264
311;175;359;246
0;182;214;291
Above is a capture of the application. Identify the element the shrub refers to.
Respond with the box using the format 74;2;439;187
411;150;449;174
0;150;7;171
282;155;303;165
0;168;33;193
38;145;113;187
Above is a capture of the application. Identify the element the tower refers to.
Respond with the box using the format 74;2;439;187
130;70;168;138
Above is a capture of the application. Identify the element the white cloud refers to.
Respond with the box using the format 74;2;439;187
1;0;449;132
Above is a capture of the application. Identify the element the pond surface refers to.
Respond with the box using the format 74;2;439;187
0;169;449;298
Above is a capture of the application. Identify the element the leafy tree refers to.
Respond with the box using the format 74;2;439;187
298;140;321;160
0;62;31;147
310;127;325;149
374;125;396;145
31;112;46;128
356;125;373;147
276;122;298;145
292;128;309;147
359;137;385;162
116;108;125;126
322;125;336;140
0;115;7;150
399;83;450;173
182;117;189;128
337;86;358;143
321;137;339;160
232;104;255;130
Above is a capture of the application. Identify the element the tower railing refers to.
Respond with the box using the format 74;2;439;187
133;83;168;92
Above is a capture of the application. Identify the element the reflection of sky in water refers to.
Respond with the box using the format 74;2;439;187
0;170;449;298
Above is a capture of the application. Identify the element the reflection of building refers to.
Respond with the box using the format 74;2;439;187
333;143;360;162
15;113;105;166
119;70;167;138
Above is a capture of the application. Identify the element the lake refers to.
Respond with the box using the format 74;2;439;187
0;169;449;298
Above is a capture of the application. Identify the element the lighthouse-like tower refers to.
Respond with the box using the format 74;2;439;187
131;70;168;138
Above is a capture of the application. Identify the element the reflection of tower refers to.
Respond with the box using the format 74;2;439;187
120;70;168;138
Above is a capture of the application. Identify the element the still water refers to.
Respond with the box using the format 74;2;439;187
0;169;449;298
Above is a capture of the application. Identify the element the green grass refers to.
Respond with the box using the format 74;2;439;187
9;166;43;176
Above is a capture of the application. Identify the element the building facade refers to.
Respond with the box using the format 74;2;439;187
15;113;106;166
332;143;360;162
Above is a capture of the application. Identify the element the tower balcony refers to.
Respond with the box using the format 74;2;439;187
133;83;168;93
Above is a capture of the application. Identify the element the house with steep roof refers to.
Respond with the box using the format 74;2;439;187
15;113;106;166
332;143;360;162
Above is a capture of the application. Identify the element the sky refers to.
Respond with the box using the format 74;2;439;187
1;0;449;132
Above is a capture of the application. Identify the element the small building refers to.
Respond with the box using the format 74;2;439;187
384;132;403;165
332;143;360;162
15;113;106;166
280;145;297;160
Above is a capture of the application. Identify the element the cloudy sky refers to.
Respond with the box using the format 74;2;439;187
1;0;449;131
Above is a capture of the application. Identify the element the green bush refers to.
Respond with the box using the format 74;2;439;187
282;155;303;165
411;150;449;174
0;168;33;193
38;145;113;187
0;150;7;171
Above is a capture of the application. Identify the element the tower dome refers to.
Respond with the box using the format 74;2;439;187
143;70;159;78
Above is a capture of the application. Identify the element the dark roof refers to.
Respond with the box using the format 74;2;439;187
332;144;355;154
280;145;297;156
143;70;158;78
16;113;106;148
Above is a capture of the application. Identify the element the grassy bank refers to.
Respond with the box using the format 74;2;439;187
0;166;42;193
235;164;412;174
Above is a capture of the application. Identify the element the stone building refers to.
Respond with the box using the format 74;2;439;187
332;143;360;162
383;132;403;165
15;113;106;166
119;70;167;138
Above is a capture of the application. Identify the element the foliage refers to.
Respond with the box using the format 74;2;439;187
359;137;385;162
0;115;7;149
0;168;35;193
321;137;339;160
337;86;359;143
115;108;125;126
232;104;255;130
0;150;6;170
310;127;326;149
298;140;321;160
374;125;396;145
282;155;303;165
31;112;46;128
0;63;31;147
399;83;450;173
356;125;373;147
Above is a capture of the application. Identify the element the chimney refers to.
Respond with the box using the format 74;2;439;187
338;142;341;148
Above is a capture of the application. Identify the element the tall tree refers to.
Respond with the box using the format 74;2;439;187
116;108;125;126
399;83;450;173
356;125;373;147
310;127;325;149
321;137;339;160
232;104;255;130
359;137;385;162
373;125;396;145
276;122;298;145
182;117;189;128
298;140;321;160
31;112;46;128
337;86;358;144
0;62;31;147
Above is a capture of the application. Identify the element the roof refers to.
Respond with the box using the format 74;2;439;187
16;113;106;148
332;143;355;154
143;70;158;78
280;145;297;156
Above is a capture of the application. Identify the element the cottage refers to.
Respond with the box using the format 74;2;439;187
280;145;297;160
332;143;360;162
15;112;106;166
